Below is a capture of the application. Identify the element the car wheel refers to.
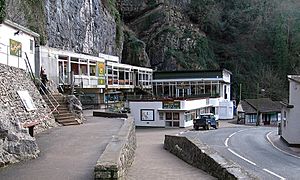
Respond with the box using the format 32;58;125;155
194;125;199;130
206;124;211;130
215;123;219;129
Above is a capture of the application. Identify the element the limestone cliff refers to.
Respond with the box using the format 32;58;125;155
119;0;218;70
5;0;122;57
5;0;218;70
0;64;57;167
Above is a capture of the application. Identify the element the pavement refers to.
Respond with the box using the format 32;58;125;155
127;127;215;180
1;112;298;180
0;110;124;180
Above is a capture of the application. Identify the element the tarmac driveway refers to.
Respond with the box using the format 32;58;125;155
0;111;123;180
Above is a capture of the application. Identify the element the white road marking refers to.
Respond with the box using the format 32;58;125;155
228;132;237;138
263;168;286;180
224;138;229;147
228;148;257;166
266;131;300;159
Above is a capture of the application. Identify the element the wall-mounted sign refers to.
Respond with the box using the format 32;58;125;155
97;62;105;85
140;109;154;121
162;101;180;109
17;91;36;111
10;39;22;57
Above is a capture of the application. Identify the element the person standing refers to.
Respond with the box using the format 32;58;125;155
40;67;48;94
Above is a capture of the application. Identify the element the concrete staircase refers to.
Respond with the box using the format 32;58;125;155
44;93;80;126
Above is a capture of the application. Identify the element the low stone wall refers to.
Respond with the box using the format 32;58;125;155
93;111;128;119
94;116;136;180
164;135;254;180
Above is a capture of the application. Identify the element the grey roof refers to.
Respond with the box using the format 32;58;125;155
3;19;40;37
245;98;281;113
153;69;231;80
240;100;257;114
288;75;300;83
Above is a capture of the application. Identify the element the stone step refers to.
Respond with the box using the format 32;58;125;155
61;122;80;126
57;118;77;123
56;116;76;121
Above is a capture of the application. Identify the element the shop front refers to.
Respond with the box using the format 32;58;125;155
129;98;213;128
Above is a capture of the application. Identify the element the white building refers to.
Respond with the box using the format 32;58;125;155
129;69;234;128
39;46;153;106
129;98;233;128
281;75;300;146
0;20;39;73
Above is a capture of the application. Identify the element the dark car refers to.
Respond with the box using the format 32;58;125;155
193;113;219;130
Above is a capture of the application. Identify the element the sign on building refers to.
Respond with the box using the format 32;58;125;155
10;39;22;57
162;101;180;109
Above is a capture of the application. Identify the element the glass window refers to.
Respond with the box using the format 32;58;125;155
80;64;88;75
71;63;79;75
159;112;164;120
166;112;172;120
90;65;96;76
173;113;179;120
30;39;33;52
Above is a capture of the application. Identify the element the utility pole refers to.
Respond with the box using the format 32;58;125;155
239;83;242;101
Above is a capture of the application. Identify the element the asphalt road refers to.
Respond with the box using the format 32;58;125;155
183;126;300;180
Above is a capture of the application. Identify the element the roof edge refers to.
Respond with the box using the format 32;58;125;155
3;19;40;38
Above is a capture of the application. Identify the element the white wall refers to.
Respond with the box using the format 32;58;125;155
40;47;58;82
0;23;36;73
129;101;164;127
182;99;208;110
282;79;300;144
209;98;233;120
222;70;231;83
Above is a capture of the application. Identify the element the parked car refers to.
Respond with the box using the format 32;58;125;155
193;113;219;130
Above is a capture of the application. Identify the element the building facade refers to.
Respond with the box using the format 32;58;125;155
0;20;39;73
281;75;300;146
237;98;281;125
39;46;153;107
129;69;234;128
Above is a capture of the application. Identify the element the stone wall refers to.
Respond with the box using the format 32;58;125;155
94;116;136;180
0;64;57;167
164;135;254;180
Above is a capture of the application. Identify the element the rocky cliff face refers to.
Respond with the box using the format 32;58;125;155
0;64;57;167
6;0;122;57
119;0;218;70
5;0;217;70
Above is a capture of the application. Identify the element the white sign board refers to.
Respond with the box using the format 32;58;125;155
141;109;154;121
17;90;36;111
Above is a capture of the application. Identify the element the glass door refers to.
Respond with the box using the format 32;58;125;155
58;60;67;84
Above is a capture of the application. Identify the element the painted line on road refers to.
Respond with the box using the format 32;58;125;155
228;148;257;166
263;168;286;180
266;131;300;159
224;138;229;147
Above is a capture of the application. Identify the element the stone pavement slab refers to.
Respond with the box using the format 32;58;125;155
127;128;216;180
0;110;123;180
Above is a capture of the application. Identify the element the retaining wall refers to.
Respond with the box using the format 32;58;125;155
94;115;136;180
164;135;254;180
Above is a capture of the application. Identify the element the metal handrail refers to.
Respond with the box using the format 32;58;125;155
23;53;60;113
38;79;60;113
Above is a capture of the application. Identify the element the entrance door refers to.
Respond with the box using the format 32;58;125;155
58;60;67;84
263;114;271;125
165;112;180;127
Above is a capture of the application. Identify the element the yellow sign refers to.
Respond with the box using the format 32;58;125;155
98;62;105;75
97;62;105;85
10;39;22;57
